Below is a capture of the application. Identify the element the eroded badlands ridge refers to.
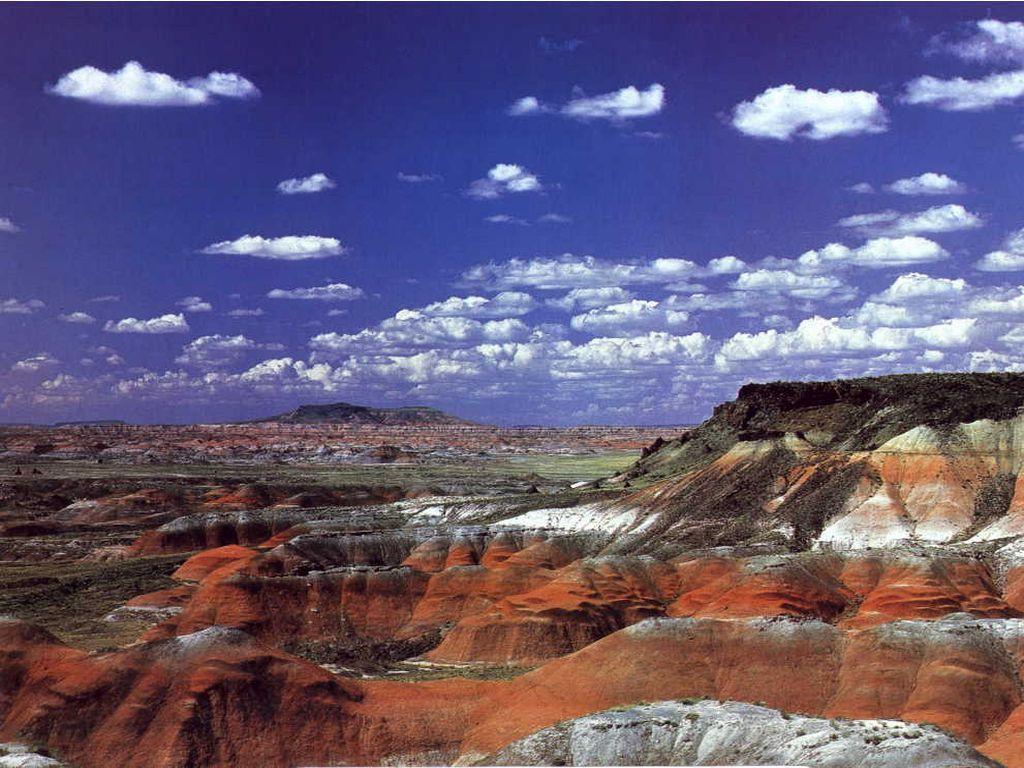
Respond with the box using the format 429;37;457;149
6;373;1024;766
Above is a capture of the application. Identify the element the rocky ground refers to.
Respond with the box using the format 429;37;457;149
3;374;1024;766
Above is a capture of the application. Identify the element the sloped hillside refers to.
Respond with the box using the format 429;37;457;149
513;373;1024;556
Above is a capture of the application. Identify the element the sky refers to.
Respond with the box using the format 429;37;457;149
2;3;1024;425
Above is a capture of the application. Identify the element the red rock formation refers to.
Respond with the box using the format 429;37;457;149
429;556;678;663
456;615;1024;764
171;545;260;583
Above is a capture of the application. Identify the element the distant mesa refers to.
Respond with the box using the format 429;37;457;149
252;401;479;426
52;419;127;427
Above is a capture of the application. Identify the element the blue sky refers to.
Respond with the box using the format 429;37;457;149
2;3;1024;425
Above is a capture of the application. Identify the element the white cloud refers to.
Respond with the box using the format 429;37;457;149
1014;133;1024;150
561;83;664;121
903;69;1024;111
104;313;189;334
485;214;529;225
968;286;1024;315
872;272;967;303
570;300;689;335
266;282;364;301
420;292;538;318
797;236;949;269
0;217;20;233
943;19;1024;64
546;287;635;312
707;255;747;275
227;308;265;317
508;84;665;123
47;61;259;107
666;292;756;313
397;172;442;183
508;96;546;116
837;204;982;236
977;251;1024;272
201;235;345;260
0;298;44;315
731;270;852;300
975;228;1024;272
276;173;336;195
538;213;572;224
717;315;977;365
177;296;213;313
731;84;888;140
559;332;709;373
466;164;543;199
58;311;96;324
461;254;699;290
848;182;875;194
310;313;532;357
91;345;123;366
175;334;283;368
884;172;966;196
11;353;58;373
89;295;120;303
193;72;260;100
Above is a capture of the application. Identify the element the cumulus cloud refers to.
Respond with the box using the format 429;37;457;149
58;311;96;324
175;334;283;368
103;313;189;334
11;353;58;373
508;96;547;116
903;69;1024;111
266;282;364;301
848;182;875;194
731;270;853;300
975;228;1024;272
47;61;259;106
837;204;982;236
561;83;664;121
941;19;1024;64
419;292;538;318
794;237;949;270
0;217;20;233
276;173;336;195
968;286;1024;315
201;235;345;260
0;298;44;315
884;172;967;196
177;296;213;313
227;308;265;317
569;300;688;335
461;254;699;290
509;84;665;122
717;315;977;365
706;256;748;275
546;287;635;312
310;312;532;358
731;84;888;140
871;272;967;303
466;164;543;199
